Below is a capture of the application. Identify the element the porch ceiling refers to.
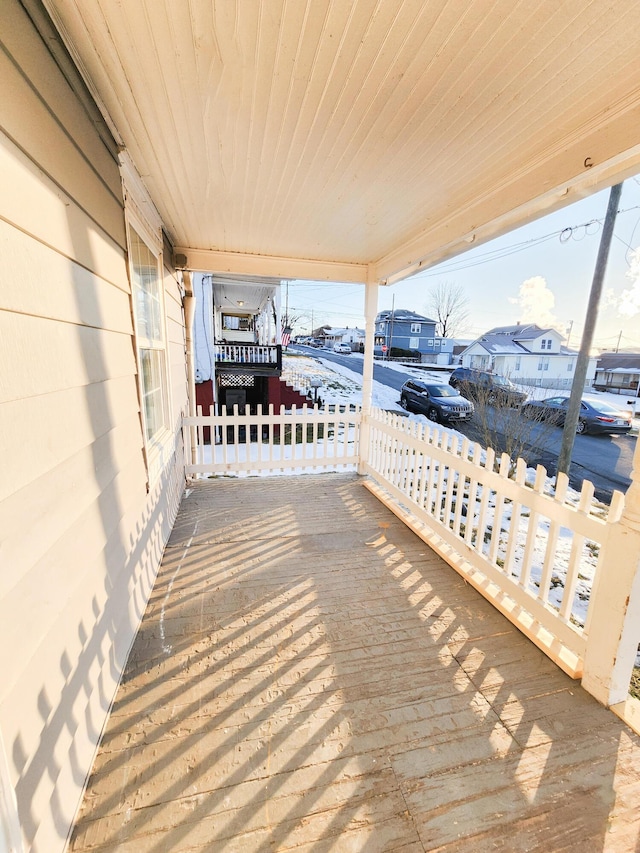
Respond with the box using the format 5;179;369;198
45;0;640;284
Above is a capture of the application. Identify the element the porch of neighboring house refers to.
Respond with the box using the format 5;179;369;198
69;473;640;853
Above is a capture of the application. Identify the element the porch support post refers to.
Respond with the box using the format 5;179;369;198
182;271;198;466
358;268;378;474
582;436;640;707
182;272;196;415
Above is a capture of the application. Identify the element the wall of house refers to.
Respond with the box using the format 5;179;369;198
462;350;596;389
0;4;187;851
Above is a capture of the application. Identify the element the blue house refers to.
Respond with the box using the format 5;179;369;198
374;309;454;362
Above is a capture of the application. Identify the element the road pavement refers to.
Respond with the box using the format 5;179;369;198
294;345;636;501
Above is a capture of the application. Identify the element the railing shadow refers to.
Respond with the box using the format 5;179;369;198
69;474;640;852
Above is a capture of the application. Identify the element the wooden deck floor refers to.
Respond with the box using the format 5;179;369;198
70;473;640;853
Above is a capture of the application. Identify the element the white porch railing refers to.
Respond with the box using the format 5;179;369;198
361;408;624;677
181;404;638;706
215;343;280;365
184;403;361;476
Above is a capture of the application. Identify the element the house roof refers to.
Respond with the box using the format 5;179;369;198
376;309;435;323
467;335;529;355
484;324;561;340
596;353;640;371
46;1;640;286
464;327;580;357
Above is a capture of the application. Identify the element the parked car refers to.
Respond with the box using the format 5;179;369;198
449;367;527;407
333;342;352;354
309;338;325;347
400;380;474;424
521;396;632;435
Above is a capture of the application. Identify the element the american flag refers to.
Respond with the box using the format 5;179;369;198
281;326;292;347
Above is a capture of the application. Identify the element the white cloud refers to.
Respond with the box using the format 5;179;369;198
508;276;565;331
618;248;640;318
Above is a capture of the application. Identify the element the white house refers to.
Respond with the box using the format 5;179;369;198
322;327;365;349
460;324;597;389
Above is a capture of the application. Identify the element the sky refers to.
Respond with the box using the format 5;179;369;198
284;177;640;352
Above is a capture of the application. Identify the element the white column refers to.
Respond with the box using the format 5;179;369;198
358;269;378;474
275;286;282;346
582;436;640;706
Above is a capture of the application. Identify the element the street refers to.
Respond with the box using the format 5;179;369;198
295;345;636;501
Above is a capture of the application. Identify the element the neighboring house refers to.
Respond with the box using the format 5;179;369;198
311;325;333;344
321;327;365;349
594;352;640;397
194;273;285;413
374;310;454;362
460;324;597;389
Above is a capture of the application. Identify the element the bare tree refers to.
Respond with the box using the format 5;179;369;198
426;281;470;338
456;377;560;477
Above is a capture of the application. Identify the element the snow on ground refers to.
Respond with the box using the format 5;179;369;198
284;349;640;430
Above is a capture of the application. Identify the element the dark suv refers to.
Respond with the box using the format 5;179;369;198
449;367;526;407
400;380;474;424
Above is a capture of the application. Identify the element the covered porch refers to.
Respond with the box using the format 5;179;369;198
69;474;640;852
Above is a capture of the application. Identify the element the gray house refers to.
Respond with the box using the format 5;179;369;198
594;352;640;397
374;309;454;362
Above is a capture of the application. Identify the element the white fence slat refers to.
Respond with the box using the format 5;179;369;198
442;434;460;528
464;443;483;549
503;457;527;580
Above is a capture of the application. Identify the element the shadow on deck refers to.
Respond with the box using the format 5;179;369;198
70;473;640;852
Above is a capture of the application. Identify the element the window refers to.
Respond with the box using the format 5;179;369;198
222;314;254;331
541;339;547;350
567;361;573;371
538;357;550;371
427;339;434;347
411;323;422;333
409;337;419;349
515;357;521;371
129;225;168;445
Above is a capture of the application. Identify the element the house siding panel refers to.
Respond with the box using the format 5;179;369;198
0;4;187;852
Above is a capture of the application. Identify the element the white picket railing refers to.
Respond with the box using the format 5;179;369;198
182;404;626;679
215;343;280;365
184;403;361;476
361;408;625;676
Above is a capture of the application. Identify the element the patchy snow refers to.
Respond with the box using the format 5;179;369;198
284;351;640;432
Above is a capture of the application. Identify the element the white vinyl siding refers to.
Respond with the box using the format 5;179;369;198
0;6;188;852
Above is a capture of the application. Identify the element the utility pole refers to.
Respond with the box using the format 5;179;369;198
388;293;395;360
285;281;289;328
557;182;623;480
565;320;573;350
615;329;622;353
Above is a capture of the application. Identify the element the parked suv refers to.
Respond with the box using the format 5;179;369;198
400;380;474;424
449;367;526;407
333;342;352;354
